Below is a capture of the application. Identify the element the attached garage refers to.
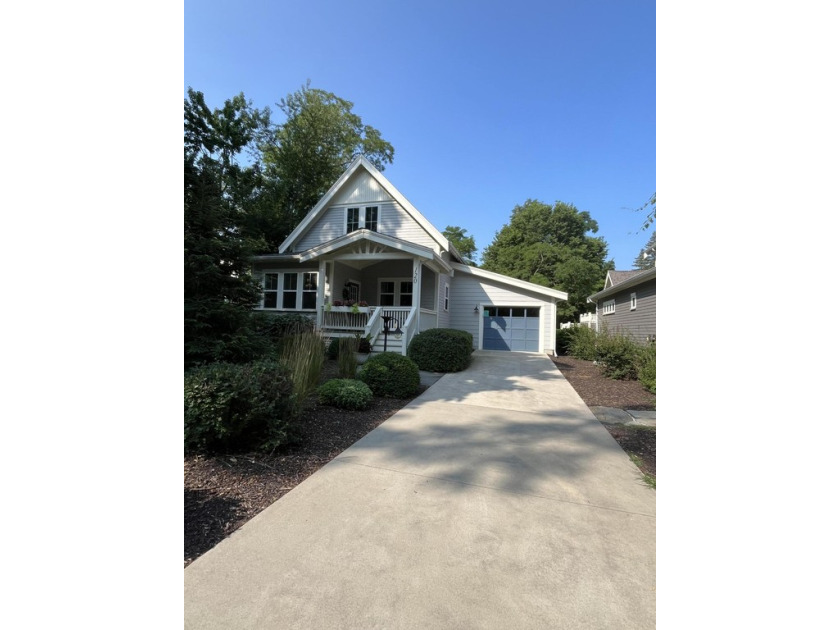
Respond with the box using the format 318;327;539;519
481;306;541;351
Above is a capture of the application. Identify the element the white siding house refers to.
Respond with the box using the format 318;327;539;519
252;156;567;355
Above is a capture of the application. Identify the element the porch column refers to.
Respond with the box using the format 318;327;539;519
412;258;421;312
317;259;327;328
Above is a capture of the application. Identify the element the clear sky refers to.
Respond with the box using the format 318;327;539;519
185;0;656;269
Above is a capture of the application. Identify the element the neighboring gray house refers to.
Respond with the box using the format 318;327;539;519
251;156;567;355
587;268;656;343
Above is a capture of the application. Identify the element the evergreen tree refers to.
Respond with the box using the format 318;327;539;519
633;231;656;269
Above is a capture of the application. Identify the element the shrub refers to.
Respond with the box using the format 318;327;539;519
555;326;578;355
636;341;656;394
251;312;315;338
407;328;473;372
184;360;295;453
318;379;373;410
568;325;599;361
358;352;420;398
337;336;358;379
279;327;326;414
595;330;640;380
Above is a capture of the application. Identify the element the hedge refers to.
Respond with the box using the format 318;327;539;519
407;328;474;372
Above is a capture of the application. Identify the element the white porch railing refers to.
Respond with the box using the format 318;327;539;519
321;307;370;331
402;307;419;351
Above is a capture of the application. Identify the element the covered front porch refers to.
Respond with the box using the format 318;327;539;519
308;230;453;355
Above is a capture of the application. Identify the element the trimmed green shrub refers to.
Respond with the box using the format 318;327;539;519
318;379;373;410
407;328;473;372
358;352;420;398
568;325;599;361
337;336;358;379
555;326;577;355
251;312;315;338
636;341;656;394
595;331;640;380
184;360;295;453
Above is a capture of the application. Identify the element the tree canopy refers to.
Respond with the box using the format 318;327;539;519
442;225;478;266
633;231;656;269
481;200;614;321
251;82;395;252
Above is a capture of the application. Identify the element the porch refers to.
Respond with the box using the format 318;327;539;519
320;305;439;355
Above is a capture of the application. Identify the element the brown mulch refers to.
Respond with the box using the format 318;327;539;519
550;354;656;480
185;355;656;567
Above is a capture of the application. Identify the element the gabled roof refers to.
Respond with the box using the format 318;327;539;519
589;267;656;302
452;263;568;301
278;156;451;254
604;269;645;289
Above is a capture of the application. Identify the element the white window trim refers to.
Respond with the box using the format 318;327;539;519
630;292;637;311
444;282;450;312
346;205;379;233
259;270;319;311
379;277;412;307
603;299;616;315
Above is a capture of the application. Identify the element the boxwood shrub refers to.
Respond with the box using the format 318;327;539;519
358;352;420;398
407;328;474;372
184;360;295;453
318;379;373;410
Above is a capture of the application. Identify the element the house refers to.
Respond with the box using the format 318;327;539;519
587;268;656;343
251;156;567;355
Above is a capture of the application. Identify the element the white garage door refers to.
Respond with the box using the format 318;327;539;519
482;306;540;351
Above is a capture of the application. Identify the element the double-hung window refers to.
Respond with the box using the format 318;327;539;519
379;279;412;306
261;271;319;310
347;206;378;233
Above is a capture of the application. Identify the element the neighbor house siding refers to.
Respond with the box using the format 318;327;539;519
449;272;556;353
598;278;656;343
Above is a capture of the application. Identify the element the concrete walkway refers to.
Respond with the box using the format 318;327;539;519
185;351;655;629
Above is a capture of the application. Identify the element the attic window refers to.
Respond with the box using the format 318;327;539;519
364;206;378;231
347;208;360;232
347;206;378;233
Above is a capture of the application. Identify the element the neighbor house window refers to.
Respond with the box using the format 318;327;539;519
630;292;637;311
603;299;616;315
444;283;450;312
379;279;412;306
347;206;378;233
260;271;319;310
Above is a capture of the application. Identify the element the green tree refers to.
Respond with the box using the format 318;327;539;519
184;88;270;367
481;200;614;321
635;192;656;232
252;82;395;252
633;231;656;269
442;225;478;265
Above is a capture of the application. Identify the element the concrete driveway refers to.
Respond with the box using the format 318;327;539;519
184;351;655;629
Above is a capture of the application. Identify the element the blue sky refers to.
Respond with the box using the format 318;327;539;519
185;0;655;269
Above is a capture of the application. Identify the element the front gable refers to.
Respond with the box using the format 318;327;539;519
279;156;451;256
